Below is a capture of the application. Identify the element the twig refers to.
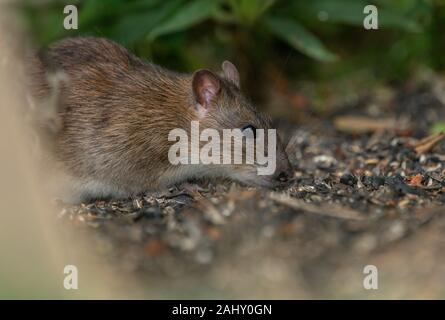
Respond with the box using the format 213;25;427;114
269;192;365;221
414;132;445;155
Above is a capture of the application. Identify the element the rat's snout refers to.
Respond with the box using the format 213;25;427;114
270;142;294;188
273;169;292;187
276;170;291;183
272;160;293;188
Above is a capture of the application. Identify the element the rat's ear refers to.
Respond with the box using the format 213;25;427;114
192;69;220;116
222;60;240;89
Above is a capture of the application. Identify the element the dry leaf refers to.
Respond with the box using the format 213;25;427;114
407;173;423;187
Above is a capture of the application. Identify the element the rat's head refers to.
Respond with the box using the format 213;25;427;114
183;61;292;189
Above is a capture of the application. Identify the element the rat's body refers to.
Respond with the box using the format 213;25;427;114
29;37;291;202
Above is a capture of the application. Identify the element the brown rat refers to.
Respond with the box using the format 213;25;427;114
29;37;292;202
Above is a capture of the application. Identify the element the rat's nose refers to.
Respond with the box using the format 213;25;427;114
277;171;289;182
277;171;289;183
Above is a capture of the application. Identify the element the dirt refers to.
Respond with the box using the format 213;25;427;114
57;76;445;299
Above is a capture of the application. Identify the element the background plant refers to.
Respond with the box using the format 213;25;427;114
19;0;444;104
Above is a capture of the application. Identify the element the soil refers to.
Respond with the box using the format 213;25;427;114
57;76;445;299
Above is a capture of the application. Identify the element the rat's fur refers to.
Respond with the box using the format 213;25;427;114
29;37;291;202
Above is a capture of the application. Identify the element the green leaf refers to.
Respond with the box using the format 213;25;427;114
228;0;276;25
110;0;185;44
431;122;445;134
148;0;220;41
290;0;422;32
291;0;367;25
379;9;422;32
79;0;127;25
265;16;337;62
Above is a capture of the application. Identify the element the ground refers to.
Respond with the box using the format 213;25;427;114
57;75;445;299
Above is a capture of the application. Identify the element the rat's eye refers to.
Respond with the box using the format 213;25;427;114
242;124;257;138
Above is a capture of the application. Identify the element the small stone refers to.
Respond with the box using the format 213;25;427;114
362;175;385;189
313;155;337;169
340;173;357;186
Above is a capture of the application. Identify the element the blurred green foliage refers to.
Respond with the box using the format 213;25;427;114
19;0;444;97
431;121;445;134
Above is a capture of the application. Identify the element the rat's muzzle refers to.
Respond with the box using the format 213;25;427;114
272;169;293;188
